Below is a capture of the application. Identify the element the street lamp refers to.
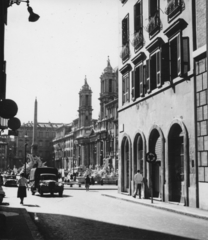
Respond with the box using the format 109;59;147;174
9;0;40;22
24;143;28;177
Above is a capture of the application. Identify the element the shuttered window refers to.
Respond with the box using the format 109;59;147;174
169;33;189;80
122;73;130;105
131;70;135;100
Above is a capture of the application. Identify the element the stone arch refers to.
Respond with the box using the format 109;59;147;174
132;131;146;198
166;119;189;205
147;125;165;200
120;133;132;194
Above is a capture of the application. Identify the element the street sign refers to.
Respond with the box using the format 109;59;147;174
146;152;157;163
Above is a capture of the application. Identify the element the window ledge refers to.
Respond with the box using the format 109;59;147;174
163;18;188;38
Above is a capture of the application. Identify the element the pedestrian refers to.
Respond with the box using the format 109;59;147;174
17;173;29;204
91;176;95;185
85;175;90;191
132;170;143;199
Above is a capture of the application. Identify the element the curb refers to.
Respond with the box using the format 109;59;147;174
23;209;44;240
101;193;208;221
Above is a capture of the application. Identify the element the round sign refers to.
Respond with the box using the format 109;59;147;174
146;152;157;163
8;117;21;131
0;99;18;119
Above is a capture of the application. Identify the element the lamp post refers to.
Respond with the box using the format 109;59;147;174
8;0;40;22
24;143;28;177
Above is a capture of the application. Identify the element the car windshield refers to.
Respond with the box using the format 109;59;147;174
40;174;57;181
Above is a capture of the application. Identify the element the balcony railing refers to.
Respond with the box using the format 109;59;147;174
165;0;185;18
120;43;130;61
145;11;162;36
131;30;145;49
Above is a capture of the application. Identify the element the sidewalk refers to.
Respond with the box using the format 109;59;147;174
0;205;44;240
101;191;208;221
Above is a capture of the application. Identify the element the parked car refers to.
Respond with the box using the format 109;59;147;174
3;175;18;187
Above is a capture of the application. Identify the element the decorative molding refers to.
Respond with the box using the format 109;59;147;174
163;18;188;38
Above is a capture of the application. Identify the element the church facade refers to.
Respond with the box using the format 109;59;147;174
52;58;118;172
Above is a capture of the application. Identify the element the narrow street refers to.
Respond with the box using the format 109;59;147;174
2;186;208;240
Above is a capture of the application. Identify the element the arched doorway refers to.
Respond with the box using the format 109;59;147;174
149;129;163;198
121;136;130;193
168;123;184;203
133;134;144;175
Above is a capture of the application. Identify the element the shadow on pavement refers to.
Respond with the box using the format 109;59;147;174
23;204;40;207
29;212;193;240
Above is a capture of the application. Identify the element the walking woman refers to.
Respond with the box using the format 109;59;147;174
17;173;29;204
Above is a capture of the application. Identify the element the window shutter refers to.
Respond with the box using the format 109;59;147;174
139;64;144;97
182;37;189;75
132;70;135;101
146;59;151;93
127;15;129;45
161;43;170;82
122;77;125;104
177;34;181;76
156;51;161;87
143;65;146;94
127;74;130;102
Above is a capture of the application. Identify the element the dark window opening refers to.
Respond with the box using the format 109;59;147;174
150;54;157;91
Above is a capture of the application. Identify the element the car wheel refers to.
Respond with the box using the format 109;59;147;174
51;192;54;196
59;191;63;197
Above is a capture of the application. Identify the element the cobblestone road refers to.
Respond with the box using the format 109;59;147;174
3;187;208;240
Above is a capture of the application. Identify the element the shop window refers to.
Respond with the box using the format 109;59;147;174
121;14;130;62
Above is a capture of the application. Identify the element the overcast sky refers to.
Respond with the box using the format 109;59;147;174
5;0;119;125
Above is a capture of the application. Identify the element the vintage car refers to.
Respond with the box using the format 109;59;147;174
3;175;18;187
29;167;64;197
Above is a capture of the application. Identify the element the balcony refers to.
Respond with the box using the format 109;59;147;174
131;29;145;50
165;0;185;19
120;43;130;62
145;11;162;37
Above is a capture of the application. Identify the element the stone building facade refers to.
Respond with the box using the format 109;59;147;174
118;0;207;210
52;58;118;172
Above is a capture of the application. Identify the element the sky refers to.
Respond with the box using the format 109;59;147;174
5;0;119;125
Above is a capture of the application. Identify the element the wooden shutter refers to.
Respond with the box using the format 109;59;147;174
156;51;161;87
155;137;162;161
127;74;130;102
177;34;181;76
132;70;135;101
161;43;170;82
127;15;129;45
146;59;150;93
182;37;189;75
139;64;144;97
122;76;125;104
143;65;146;94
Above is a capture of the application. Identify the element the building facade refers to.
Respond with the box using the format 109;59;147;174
118;0;207;210
52;59;119;172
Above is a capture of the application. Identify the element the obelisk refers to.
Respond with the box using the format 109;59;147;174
31;98;38;156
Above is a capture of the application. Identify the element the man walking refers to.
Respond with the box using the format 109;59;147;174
133;170;143;199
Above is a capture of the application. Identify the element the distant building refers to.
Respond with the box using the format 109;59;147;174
52;58;118;172
14;121;62;168
118;0;207;210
